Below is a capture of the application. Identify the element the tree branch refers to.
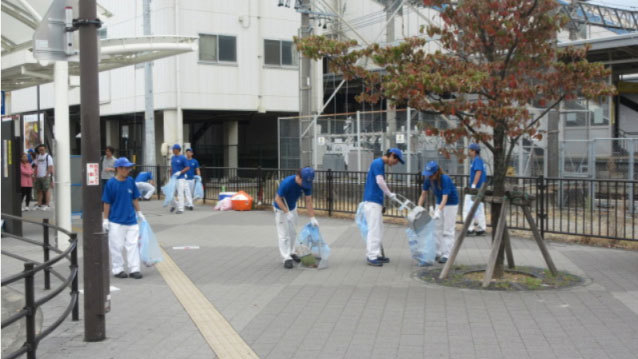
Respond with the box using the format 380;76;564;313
513;94;565;144
457;113;495;153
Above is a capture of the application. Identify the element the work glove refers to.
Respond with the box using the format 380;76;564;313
428;206;435;217
194;175;202;182
171;172;180;179
310;217;319;227
286;211;295;223
433;208;442;220
471;183;477;189
137;211;146;222
388;192;397;201
102;219;109;232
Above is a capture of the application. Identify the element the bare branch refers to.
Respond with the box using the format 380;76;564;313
513;94;565;144
457;113;495;153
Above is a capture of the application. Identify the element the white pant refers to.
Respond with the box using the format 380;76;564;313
172;178;192;211
108;222;141;274
186;179;195;207
136;182;155;200
435;205;458;258
364;202;383;260
463;194;486;232
275;208;298;262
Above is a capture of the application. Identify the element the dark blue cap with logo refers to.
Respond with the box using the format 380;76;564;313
114;157;135;168
172;144;181;151
422;161;439;177
300;167;315;189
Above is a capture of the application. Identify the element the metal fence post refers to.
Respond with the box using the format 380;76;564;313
156;164;161;200
537;175;545;239
327;169;333;216
24;262;36;359
70;233;79;321
257;166;263;205
42;218;51;290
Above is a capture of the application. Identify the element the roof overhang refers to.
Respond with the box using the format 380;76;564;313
1;35;198;91
558;33;638;75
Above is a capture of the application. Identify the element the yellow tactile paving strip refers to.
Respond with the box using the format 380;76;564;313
156;247;260;359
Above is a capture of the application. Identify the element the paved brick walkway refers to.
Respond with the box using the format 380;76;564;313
2;200;637;358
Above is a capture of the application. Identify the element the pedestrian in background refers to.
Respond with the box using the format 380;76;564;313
418;161;459;264
362;148;404;267
20;152;34;211
464;143;487;236
101;146;117;188
34;144;54;210
102;157;144;279
169;144;191;214
184;148;200;210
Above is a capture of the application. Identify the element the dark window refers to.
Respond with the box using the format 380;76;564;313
199;34;236;63
264;39;297;67
218;35;237;62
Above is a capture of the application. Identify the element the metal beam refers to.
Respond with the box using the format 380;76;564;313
1;1;39;29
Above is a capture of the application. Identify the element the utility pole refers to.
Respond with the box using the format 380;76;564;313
143;0;156;165
78;0;108;341
386;0;397;149
299;0;313;167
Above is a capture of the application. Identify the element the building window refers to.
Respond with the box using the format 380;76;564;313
264;39;298;67
199;34;237;63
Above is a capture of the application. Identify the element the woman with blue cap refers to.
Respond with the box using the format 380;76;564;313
362;148;403;267
417;161;459;263
464;143;487;236
273;167;318;269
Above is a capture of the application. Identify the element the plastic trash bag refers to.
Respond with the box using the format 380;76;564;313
355;202;368;241
161;175;177;207
295;223;330;269
214;197;233;211
193;176;204;200
139;220;163;267
405;220;436;266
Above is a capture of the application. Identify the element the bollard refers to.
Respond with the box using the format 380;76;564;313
24;262;36;359
42;218;51;290
70;233;80;321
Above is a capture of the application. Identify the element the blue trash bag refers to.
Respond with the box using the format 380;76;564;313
161;175;177;207
355;202;368;241
296;223;330;269
139;220;163;267
405;220;437;266
193;176;204;200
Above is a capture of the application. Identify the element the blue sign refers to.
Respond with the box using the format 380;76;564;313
1;91;5;115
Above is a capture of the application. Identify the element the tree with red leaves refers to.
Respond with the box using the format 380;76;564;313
295;0;615;278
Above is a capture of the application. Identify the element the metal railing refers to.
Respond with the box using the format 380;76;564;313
137;166;637;241
1;214;80;359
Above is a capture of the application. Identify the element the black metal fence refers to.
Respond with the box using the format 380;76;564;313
1;214;80;359
133;166;637;241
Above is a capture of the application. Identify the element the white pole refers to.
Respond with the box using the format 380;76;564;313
407;107;411;186
313;114;318;169
357;111;361;172
54;61;71;249
143;0;156;165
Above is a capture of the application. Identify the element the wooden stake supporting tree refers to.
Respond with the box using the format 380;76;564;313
440;185;557;288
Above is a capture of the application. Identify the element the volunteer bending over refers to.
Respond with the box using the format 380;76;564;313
135;171;156;200
273;167;318;269
417;161;459;264
464;143;487;236
362;148;404;267
102;157;144;279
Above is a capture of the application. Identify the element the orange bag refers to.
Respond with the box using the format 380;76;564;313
231;191;253;211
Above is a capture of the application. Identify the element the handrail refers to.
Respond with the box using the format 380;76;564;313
1;214;79;359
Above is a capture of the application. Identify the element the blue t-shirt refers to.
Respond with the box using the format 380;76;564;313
470;156;486;188
273;175;312;210
102;177;141;225
185;158;199;179
135;171;152;183
363;158;385;205
422;174;459;206
171;155;188;179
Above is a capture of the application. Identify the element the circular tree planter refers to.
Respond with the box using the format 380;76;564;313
417;265;584;291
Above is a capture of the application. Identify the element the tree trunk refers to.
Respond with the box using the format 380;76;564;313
491;125;507;279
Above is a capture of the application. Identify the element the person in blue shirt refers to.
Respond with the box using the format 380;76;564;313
169;144;190;214
417;161;459;264
362;148;404;267
102;157;145;279
135;171;156;200
464;143;487;236
273;167;318;269
184;148;201;210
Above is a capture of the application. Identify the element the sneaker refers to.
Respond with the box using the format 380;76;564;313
170;207;175;213
438;256;448;264
466;230;475;236
290;254;301;263
176;210;184;214
24;206;30;211
366;258;383;267
475;230;486;236
22;206;27;211
377;256;390;264
129;272;143;279
114;271;128;278
187;206;194;211
284;259;293;269
41;205;50;211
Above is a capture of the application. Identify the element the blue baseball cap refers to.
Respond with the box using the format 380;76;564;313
469;143;481;152
114;157;135;168
186;148;193;152
388;148;405;164
172;144;181;151
422;161;439;177
300;167;315;190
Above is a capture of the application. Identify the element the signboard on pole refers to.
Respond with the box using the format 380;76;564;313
87;163;99;185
